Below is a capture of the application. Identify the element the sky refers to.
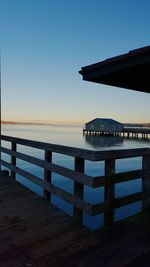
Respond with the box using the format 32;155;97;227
1;0;150;124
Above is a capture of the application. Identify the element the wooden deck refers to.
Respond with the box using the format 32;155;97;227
0;172;150;267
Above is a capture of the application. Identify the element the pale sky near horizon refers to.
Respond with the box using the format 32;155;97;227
1;0;150;124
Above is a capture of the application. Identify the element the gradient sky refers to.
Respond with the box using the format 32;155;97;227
1;0;150;123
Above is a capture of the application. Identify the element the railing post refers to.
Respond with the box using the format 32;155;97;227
104;159;115;227
73;157;84;223
10;142;17;179
142;155;150;210
44;150;52;202
0;135;1;172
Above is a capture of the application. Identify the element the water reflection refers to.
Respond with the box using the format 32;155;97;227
2;124;150;150
123;135;150;144
84;134;123;148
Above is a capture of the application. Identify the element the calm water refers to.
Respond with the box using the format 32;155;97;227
2;124;150;230
2;123;150;150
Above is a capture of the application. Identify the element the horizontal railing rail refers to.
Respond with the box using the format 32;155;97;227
1;134;150;228
1;135;150;160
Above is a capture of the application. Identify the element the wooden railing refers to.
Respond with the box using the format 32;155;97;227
1;135;150;228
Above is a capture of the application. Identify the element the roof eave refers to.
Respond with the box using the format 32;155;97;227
79;46;150;93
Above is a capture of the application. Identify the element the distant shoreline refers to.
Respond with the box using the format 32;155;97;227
2;121;17;125
1;121;150;128
1;121;84;127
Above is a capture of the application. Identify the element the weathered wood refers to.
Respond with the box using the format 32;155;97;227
1;134;96;161
114;192;143;209
73;157;84;222
0;158;50;189
142;155;150;210
93;176;105;187
10;142;16;179
1;135;150;227
1;135;150;161
43;150;52;201
94;169;145;187
1;173;150;267
0;159;96;215
91;203;105;215
1;146;94;187
5;144;146;188
104;159;115;226
94;148;150;161
114;169;144;184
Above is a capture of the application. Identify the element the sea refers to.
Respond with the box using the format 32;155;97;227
1;124;150;230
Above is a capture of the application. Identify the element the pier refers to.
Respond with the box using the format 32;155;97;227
1;134;150;226
124;127;150;139
83;127;150;139
1;135;150;265
0;135;150;267
1;171;150;266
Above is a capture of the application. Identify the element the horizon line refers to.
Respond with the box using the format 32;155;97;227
1;120;84;126
1;120;150;126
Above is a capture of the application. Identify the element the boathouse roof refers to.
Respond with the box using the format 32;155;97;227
85;118;123;126
79;46;150;93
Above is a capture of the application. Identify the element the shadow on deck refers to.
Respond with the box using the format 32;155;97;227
0;172;150;267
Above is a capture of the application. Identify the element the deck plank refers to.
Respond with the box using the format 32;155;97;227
0;173;150;267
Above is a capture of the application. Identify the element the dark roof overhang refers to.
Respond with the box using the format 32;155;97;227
79;46;150;93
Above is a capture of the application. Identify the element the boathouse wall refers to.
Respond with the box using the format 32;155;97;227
84;118;123;133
